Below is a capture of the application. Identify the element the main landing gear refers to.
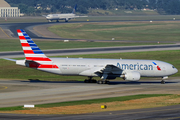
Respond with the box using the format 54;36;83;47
97;73;110;84
84;76;110;84
97;80;110;84
84;77;97;83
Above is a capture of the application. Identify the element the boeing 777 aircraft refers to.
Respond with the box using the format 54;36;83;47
5;29;178;84
44;4;87;22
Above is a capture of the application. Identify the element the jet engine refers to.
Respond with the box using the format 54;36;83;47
123;71;141;81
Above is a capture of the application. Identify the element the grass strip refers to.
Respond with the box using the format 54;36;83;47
0;94;171;111
48;21;180;42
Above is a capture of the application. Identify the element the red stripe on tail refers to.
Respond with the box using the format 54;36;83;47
24;50;34;54
21;43;30;47
17;29;22;33
26;57;52;61
19;36;26;40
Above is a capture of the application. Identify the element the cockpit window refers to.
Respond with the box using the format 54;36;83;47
172;66;175;68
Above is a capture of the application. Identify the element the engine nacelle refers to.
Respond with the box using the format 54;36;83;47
123;71;141;81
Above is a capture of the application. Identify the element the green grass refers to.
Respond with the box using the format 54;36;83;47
36;94;171;108
0;50;180;80
0;94;171;111
0;106;28;111
48;21;180;42
0;38;165;52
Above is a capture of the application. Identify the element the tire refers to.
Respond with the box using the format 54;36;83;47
161;80;165;84
97;80;103;84
84;79;88;83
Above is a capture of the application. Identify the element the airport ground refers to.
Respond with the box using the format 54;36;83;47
0;16;180;119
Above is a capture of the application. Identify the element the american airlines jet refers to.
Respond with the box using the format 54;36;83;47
5;29;178;84
44;4;87;22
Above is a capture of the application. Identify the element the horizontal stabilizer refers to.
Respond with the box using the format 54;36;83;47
3;58;16;62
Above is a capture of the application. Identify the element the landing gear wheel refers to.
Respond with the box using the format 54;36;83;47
105;81;110;84
84;79;88;83
84;79;97;83
92;79;97;83
161;80;165;84
97;80;103;84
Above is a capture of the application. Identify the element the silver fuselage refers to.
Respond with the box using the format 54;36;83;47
46;13;76;21
19;58;177;78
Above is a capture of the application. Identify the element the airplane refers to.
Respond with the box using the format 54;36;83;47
4;29;178;84
44;4;87;22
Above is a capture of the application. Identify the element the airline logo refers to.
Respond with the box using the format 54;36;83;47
117;63;153;71
152;62;161;71
17;29;59;69
117;62;161;71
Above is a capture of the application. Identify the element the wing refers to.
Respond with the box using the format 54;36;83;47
97;64;123;74
95;64;123;80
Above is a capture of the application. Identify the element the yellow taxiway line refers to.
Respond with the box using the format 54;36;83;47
0;27;10;38
0;86;8;90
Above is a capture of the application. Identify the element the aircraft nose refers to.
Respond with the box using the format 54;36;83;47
175;68;178;74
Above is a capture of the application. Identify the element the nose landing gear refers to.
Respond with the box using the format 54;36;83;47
161;76;168;84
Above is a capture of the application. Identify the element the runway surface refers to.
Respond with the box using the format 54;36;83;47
1;78;180;108
0;78;180;119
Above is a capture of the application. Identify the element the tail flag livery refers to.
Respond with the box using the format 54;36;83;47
17;29;59;70
72;4;77;14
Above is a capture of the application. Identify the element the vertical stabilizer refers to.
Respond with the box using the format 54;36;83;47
72;4;77;14
17;29;59;70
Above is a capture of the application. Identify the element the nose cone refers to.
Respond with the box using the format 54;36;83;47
166;64;178;76
174;68;178;74
170;66;178;75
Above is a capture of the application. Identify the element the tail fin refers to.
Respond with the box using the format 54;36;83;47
72;4;77;14
17;29;59;69
17;29;50;61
